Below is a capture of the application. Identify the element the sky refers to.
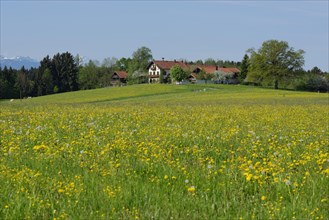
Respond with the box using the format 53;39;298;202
0;0;328;71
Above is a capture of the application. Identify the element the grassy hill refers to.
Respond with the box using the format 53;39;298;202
2;84;328;106
1;84;328;219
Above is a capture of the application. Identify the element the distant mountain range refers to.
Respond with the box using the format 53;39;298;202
0;55;94;70
0;56;40;69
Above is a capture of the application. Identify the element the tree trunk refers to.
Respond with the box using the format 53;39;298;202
274;79;279;90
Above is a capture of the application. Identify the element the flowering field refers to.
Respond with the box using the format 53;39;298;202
1;84;328;219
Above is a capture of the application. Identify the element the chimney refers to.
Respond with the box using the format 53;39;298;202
174;59;177;63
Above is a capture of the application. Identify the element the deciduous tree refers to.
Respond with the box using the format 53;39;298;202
170;65;188;83
130;46;153;73
247;40;305;89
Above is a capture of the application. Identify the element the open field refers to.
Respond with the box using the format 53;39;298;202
1;84;328;219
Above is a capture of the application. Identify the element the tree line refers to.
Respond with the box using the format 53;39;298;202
1;41;328;99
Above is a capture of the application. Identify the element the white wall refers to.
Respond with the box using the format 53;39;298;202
148;64;161;76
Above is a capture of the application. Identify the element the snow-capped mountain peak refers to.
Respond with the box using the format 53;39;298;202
0;56;40;69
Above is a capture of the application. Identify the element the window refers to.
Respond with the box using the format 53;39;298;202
157;71;159;75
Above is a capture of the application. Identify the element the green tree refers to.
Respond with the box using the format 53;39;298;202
98;66;113;87
116;57;132;71
239;54;249;82
170;65;188;84
194;60;204;65
74;54;84;68
247;40;305;89
78;60;98;90
295;73;329;92
102;57;118;69
42;68;53;94
131;70;148;84
0;66;18;98
129;46;153;73
16;66;33;99
52;52;79;92
33;68;43;96
38;55;54;95
204;58;217;66
309;66;323;75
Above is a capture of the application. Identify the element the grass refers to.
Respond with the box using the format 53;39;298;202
0;84;328;219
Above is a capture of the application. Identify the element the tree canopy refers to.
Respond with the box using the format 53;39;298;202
129;46;153;74
246;40;305;89
170;65;188;83
239;54;249;82
52;52;79;92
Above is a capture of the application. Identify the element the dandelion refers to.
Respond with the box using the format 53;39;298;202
185;179;189;184
261;196;266;201
187;186;196;194
33;144;49;152
245;173;253;182
58;189;65;193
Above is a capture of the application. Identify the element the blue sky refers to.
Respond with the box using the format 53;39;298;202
1;1;328;71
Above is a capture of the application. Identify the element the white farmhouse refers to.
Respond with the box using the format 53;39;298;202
147;60;189;83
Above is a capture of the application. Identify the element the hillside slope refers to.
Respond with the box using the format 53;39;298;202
2;84;328;106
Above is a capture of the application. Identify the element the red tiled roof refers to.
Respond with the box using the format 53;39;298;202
199;65;218;74
218;67;240;73
148;61;240;75
148;60;190;71
114;71;128;79
193;65;240;74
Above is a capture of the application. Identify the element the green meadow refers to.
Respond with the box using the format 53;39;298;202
1;84;328;219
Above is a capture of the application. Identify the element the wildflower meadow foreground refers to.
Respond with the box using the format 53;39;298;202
0;84;328;219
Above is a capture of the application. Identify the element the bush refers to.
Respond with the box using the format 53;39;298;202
295;74;329;92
